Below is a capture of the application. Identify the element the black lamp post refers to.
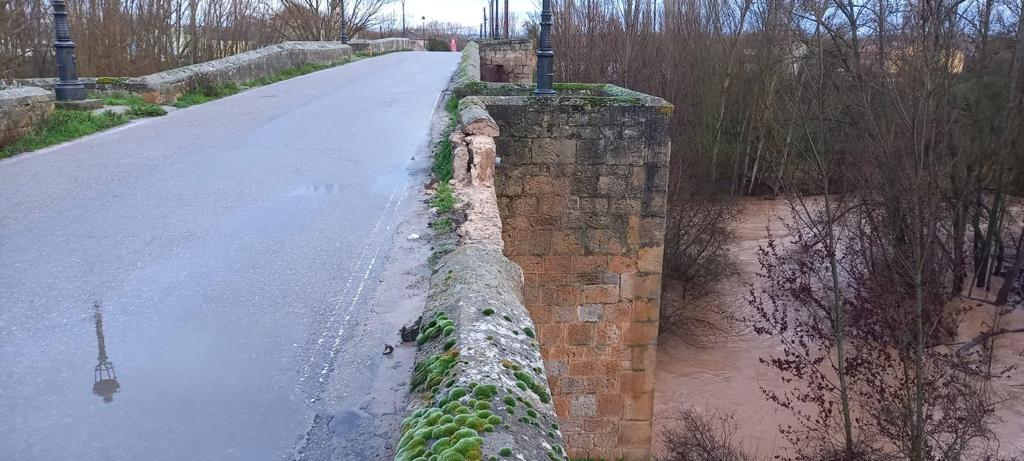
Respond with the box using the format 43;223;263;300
534;0;556;96
339;0;348;43
51;0;86;101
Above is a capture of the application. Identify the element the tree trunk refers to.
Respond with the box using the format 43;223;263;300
996;228;1024;305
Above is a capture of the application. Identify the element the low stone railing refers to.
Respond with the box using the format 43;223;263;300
6;39;415;105
0;86;54;147
126;39;414;103
394;97;566;461
348;37;413;55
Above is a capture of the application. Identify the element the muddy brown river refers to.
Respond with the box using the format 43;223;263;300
653;198;1024;458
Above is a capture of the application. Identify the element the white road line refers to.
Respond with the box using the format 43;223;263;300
310;182;409;400
297;187;400;383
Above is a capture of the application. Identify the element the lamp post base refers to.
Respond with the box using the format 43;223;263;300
54;83;87;102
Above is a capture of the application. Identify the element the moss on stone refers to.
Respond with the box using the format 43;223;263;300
472;384;498;399
411;350;459;391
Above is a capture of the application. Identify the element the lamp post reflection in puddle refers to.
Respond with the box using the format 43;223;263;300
92;302;120;403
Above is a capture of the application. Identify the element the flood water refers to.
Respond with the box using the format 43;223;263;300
653;197;1024;458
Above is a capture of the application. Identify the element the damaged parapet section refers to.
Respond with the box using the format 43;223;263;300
395;102;565;461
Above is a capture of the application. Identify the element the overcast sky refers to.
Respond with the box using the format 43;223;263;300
381;0;538;31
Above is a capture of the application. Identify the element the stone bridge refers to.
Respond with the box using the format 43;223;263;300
0;38;669;461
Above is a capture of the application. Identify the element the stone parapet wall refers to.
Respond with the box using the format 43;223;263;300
394;100;566;461
477;39;536;83
455;84;673;460
4;77;130;92
125;41;355;103
5;40;413;104
0;86;54;147
348;37;414;55
453;41;482;90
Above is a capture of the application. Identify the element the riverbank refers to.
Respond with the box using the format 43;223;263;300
653;197;1024;458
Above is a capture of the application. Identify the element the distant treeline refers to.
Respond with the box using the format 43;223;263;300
0;0;404;79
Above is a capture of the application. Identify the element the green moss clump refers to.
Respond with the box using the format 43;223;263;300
474;401;491;410
481;308;495;316
448;387;469;401
526;409;538;418
498;447;513;457
515;381;528;391
411;350;459;391
502;396;516;407
95;76;128;85
502;314;512;322
443;325;455;337
522;326;535;338
472;384;498;399
444;339;457;350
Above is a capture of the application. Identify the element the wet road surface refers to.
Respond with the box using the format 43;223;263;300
0;51;458;460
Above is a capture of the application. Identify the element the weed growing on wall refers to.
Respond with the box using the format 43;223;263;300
98;94;168;117
431;96;460;182
431;183;455;212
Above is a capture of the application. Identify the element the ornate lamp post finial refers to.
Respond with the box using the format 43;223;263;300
534;0;556;96
51;0;86;101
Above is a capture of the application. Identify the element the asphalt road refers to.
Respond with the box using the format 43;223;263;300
0;50;458;460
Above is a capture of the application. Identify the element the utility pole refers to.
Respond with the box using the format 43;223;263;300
339;0;348;43
491;0;498;38
50;0;85;101
534;0;556;96
504;0;509;38
482;7;487;39
401;0;407;37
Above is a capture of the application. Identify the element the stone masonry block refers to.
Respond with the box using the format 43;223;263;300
618;421;653;447
625;322;659;347
452;143;471;184
637;246;664;273
578;304;604;322
570;394;598;417
566;323;596;346
532;138;577;164
623;392;655;421
467;135;496;186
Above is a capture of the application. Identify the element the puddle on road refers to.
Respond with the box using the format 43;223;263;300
92;302;121;404
289;184;339;197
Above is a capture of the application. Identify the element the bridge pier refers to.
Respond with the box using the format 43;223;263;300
469;88;672;459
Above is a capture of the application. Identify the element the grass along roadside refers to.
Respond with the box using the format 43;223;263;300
171;52;378;108
1;93;170;159
97;94;168;117
428;96;460;235
0;110;129;159
430;96;460;183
